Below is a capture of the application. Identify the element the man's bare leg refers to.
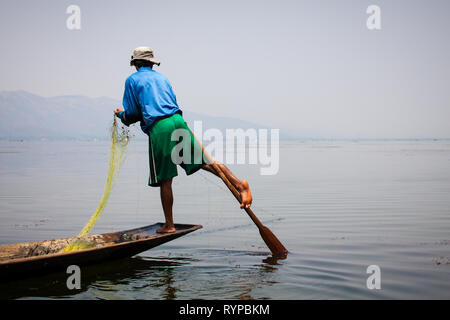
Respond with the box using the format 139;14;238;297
202;163;252;209
157;178;176;233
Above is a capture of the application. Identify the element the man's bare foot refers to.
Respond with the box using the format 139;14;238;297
239;180;253;209
157;224;176;234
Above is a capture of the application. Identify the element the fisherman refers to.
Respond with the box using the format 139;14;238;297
114;47;252;234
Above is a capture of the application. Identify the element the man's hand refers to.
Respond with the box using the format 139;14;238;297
114;108;124;116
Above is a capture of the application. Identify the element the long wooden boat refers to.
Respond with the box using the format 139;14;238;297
0;223;202;282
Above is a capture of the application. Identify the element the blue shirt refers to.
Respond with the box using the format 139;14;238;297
118;67;181;133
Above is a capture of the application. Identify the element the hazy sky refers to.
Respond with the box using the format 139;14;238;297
0;0;449;138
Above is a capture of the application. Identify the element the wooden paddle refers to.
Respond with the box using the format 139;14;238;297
191;132;288;258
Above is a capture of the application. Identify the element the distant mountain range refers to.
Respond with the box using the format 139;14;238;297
0;90;288;140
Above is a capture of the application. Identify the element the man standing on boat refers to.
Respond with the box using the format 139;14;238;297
114;47;252;234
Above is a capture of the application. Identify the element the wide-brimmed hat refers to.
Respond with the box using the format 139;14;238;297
130;47;161;66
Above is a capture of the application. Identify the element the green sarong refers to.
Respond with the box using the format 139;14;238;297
147;113;205;187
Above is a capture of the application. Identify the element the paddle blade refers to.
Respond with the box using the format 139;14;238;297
259;225;288;258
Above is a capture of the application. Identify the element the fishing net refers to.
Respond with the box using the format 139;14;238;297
61;115;130;253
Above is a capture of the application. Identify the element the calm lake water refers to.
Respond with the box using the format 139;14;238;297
0;139;449;299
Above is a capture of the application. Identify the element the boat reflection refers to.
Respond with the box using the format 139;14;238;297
0;251;285;300
0;255;189;300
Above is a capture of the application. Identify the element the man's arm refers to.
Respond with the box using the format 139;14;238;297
115;77;141;126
